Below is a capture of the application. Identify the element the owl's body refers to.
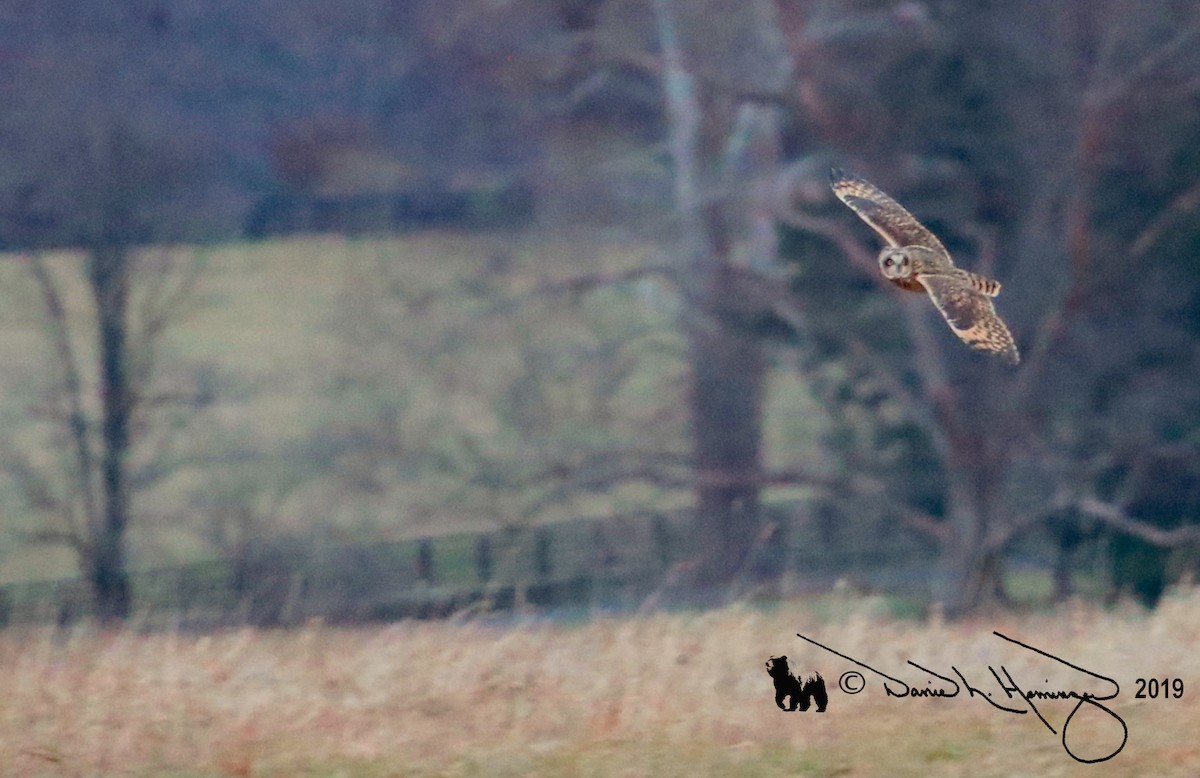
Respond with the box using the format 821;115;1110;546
829;168;1019;364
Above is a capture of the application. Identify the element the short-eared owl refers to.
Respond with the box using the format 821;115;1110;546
829;168;1019;365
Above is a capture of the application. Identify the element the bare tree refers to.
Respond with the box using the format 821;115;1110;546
2;116;209;621
775;0;1200;613
651;0;799;589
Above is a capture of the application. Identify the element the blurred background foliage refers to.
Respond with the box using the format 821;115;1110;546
0;0;1196;620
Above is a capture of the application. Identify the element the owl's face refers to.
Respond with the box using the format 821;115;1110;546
878;247;913;279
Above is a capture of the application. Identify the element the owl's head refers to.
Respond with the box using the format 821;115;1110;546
878;247;913;280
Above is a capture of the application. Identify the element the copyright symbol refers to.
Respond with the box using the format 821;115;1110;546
839;671;865;694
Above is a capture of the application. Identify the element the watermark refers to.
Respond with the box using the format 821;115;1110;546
765;630;1186;764
764;656;828;712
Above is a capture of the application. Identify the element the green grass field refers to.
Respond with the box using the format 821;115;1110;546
2;589;1198;776
0;228;832;589
0;230;692;581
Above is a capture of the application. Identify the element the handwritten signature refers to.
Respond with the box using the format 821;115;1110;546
796;631;1127;763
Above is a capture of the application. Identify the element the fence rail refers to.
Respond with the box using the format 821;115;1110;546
0;502;941;628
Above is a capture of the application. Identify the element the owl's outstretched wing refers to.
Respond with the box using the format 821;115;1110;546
829;168;947;254
916;274;1020;364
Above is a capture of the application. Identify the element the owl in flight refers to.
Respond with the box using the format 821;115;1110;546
829;168;1019;365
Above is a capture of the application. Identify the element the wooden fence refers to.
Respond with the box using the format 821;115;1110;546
0;501;941;628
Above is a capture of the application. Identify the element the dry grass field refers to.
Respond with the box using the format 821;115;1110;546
1;589;1198;777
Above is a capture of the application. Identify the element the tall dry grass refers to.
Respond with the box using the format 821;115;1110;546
1;589;1199;776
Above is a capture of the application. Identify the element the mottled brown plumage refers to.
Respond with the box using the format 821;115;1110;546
830;168;1019;365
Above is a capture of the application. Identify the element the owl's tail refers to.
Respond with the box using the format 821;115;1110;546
967;272;1001;297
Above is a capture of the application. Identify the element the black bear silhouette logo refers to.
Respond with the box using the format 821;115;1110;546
765;656;828;712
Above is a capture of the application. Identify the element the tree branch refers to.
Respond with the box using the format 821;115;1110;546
26;253;99;537
18;528;85;553
900;506;955;545
533;264;676;298
518;453;692;520
694;466;839;491
1078;496;1200;547
778;207;963;466
1093;20;1200;105
1130;180;1200;259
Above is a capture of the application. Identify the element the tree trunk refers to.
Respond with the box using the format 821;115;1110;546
691;320;766;588
945;543;1008;615
652;0;789;594
88;245;133;622
936;467;1009;615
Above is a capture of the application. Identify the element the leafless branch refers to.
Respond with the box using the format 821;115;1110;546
518;453;693;520
1079;496;1200;547
130;247;207;394
1093;20;1200;105
776;209;877;275
715;263;811;334
0;444;62;516
533;264;676;297
1130;180;1200;259
25;252;99;537
17;528;85;553
694;467;839;491
900;506;955;545
778;207;961;463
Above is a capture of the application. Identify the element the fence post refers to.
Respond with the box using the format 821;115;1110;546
534;528;553;579
591;524;616;572
416;539;436;584
475;536;493;584
757;516;789;580
652;514;672;570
